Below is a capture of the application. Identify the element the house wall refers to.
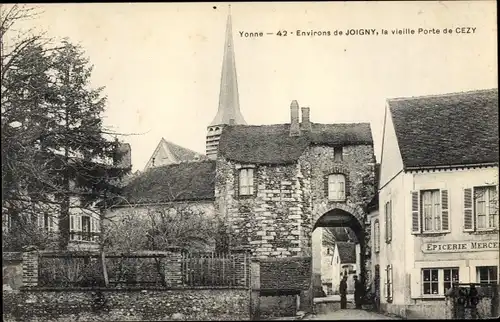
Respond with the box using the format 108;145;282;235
320;240;334;294
379;105;404;189
379;172;409;312
406;167;499;318
215;159;310;258
380;167;499;319
331;245;341;294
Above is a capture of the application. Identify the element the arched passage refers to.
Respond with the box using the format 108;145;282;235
311;208;367;300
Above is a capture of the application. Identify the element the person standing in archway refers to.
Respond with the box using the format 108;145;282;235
353;275;363;309
339;274;348;309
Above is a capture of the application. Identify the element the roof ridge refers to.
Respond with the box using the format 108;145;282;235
387;88;498;103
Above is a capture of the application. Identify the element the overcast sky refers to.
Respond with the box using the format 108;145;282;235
13;2;498;171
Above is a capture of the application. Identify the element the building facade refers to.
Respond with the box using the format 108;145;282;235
377;89;499;319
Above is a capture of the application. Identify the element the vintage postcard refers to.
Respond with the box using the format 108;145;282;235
2;1;498;321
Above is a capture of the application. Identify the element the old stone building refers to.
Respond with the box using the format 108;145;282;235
106;8;377;297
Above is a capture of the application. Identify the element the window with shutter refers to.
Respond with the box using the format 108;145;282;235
421;190;443;233
474;186;498;230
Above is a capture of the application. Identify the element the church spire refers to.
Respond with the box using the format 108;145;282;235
209;5;246;126
206;5;246;159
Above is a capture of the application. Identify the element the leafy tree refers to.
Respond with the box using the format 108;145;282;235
1;5;131;251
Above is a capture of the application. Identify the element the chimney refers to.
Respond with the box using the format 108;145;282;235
289;100;300;136
301;107;312;132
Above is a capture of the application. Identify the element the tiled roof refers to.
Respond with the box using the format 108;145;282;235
388;89;499;169
336;242;357;264
218;123;373;164
165;139;207;162
116;160;216;205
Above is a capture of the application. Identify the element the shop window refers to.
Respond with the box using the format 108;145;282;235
477;266;498;284
421;267;459;296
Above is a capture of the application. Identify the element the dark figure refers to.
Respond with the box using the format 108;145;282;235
469;284;479;319
339;275;348;309
354;275;363;309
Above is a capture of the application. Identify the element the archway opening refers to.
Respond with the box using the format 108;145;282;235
311;208;366;303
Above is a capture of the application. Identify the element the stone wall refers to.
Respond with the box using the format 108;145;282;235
215;159;309;257
259;257;311;291
3;288;249;321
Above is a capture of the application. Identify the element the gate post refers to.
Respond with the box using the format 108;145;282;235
22;246;39;287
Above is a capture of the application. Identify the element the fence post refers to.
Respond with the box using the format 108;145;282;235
250;258;261;320
22;246;39;287
165;246;183;287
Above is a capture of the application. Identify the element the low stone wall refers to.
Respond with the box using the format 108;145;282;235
260;295;297;318
3;288;250;321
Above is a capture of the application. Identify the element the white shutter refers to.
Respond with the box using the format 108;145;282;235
410;268;421;299
411;191;420;234
441;190;450;232
463;188;474;232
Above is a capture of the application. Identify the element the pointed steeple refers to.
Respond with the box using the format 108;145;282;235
206;5;247;159
209;4;246;126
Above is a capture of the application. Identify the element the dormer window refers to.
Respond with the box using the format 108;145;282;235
334;147;343;162
239;168;254;196
328;174;346;201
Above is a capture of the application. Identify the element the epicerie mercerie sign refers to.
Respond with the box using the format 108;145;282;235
422;241;499;253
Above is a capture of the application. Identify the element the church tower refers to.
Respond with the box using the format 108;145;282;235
206;5;247;159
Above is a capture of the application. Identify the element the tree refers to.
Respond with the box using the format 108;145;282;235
1;4;131;251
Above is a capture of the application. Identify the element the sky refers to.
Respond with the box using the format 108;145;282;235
9;1;498;171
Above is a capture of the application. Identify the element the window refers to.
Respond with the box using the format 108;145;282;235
239;168;254;196
385;201;392;243
385;264;393;302
70;214;100;242
373;219;380;253
328;174;346;201
421;267;459;296
477;266;498;284
421;190;441;232
411;190;449;234
333;147;343;162
475;186;498;230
